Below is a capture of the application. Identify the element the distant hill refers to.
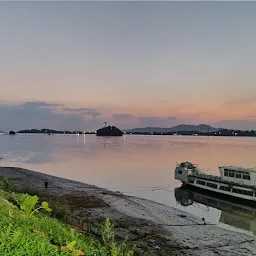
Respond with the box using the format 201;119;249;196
125;124;221;133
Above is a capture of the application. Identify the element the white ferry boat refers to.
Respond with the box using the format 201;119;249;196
175;162;256;202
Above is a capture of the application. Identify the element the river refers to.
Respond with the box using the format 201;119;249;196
0;133;255;237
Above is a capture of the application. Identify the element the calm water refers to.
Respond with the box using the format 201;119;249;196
0;134;256;236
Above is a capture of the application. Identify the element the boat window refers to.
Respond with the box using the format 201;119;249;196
223;168;251;180
232;188;243;194
207;182;217;189
219;185;231;191
242;174;250;180
196;180;206;185
243;190;253;196
178;170;183;175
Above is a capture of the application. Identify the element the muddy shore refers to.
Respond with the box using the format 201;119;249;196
0;166;255;256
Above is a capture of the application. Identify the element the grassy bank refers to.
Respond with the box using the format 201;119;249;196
2;166;253;256
0;179;135;256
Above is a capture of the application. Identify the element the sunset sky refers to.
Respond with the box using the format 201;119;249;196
0;1;256;131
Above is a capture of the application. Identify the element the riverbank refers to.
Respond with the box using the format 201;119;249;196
0;166;255;255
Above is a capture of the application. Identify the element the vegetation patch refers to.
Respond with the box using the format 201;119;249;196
0;179;135;256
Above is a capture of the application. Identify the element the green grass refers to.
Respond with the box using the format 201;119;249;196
0;179;135;256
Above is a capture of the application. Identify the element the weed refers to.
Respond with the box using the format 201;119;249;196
14;186;43;196
14;193;52;216
0;187;136;256
102;218;135;256
44;196;71;220
61;240;85;255
0;178;13;191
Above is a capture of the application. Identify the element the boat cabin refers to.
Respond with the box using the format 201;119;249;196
175;162;199;183
219;166;256;186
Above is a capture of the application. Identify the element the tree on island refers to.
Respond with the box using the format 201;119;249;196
9;131;16;135
96;126;123;136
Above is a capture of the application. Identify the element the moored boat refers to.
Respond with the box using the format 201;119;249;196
175;162;256;202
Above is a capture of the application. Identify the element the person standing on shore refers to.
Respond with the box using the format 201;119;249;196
44;179;48;190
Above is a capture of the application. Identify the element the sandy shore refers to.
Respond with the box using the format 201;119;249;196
0;166;255;256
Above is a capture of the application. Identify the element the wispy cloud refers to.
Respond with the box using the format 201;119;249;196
112;113;177;127
225;97;256;105
112;113;136;120
20;101;64;108
0;101;101;131
138;116;177;127
1;101;255;131
214;120;256;130
62;107;102;117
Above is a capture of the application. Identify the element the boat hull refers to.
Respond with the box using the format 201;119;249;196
183;183;256;206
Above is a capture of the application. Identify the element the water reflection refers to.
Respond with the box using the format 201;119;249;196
175;186;256;236
0;134;256;236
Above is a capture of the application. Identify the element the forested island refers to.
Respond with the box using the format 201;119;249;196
17;129;95;134
96;126;123;136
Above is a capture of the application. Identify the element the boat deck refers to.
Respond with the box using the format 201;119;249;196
189;173;256;190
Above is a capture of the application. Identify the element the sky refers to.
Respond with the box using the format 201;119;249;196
0;1;256;131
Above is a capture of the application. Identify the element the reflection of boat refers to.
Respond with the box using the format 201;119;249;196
175;186;256;235
175;162;256;202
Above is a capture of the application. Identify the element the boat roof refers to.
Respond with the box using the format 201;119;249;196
219;165;256;173
180;161;198;165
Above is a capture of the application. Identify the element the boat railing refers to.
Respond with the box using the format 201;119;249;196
191;173;222;181
190;173;256;189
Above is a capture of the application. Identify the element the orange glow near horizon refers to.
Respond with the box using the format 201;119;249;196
1;95;255;125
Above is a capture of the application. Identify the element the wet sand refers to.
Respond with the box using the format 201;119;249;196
0;166;255;256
